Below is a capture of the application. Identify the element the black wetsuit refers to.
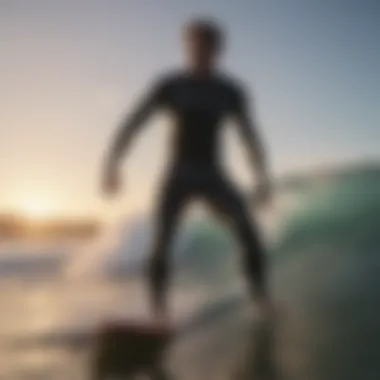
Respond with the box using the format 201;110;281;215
112;71;267;313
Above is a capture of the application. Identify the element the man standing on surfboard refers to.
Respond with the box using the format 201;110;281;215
102;18;273;322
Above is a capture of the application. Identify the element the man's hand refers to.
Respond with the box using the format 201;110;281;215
102;163;122;197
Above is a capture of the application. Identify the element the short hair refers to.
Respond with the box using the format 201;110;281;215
185;18;225;52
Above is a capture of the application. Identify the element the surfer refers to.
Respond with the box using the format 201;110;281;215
102;18;273;322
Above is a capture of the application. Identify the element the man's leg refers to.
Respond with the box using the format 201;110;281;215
203;173;269;307
148;176;189;319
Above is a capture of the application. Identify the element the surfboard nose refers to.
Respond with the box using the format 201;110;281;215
91;318;174;379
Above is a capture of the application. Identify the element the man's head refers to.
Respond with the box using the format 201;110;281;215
184;18;225;73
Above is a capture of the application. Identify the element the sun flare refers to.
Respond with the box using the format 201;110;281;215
20;198;56;220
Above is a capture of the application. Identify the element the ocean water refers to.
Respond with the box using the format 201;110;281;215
0;163;379;379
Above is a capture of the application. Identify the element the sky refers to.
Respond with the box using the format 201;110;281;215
0;0;379;218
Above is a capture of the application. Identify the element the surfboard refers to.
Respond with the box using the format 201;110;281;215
91;317;175;379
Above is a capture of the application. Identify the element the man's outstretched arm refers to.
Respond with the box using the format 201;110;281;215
107;84;164;166
233;88;271;201
102;80;166;194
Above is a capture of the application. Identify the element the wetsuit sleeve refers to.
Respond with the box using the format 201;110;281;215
142;77;170;108
107;77;170;163
231;85;252;118
122;77;169;126
230;86;268;182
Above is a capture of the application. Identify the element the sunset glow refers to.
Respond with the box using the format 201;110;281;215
19;197;57;221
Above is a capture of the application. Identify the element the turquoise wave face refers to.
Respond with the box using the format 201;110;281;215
276;167;380;257
266;167;380;380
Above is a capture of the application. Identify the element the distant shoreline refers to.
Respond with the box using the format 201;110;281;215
0;214;101;241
